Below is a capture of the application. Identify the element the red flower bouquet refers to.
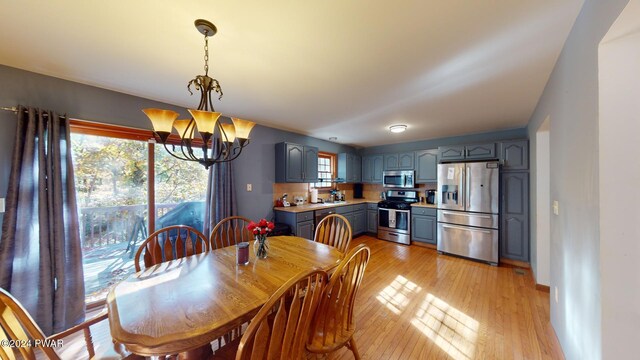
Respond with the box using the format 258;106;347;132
247;219;274;258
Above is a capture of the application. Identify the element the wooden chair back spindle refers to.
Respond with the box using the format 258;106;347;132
134;225;208;271
314;214;352;254
236;269;329;360
209;216;253;249
307;244;371;358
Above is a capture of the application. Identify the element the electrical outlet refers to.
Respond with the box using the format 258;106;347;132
553;200;559;215
246;184;252;192
555;286;559;303
0;198;5;213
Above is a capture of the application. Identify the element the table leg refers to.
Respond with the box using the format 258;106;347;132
178;344;213;359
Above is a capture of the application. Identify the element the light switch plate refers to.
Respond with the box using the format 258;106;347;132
553;200;559;215
246;184;253;192
0;198;5;213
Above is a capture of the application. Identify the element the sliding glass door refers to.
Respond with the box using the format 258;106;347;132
71;128;207;304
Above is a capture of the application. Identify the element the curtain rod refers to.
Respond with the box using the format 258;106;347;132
1;105;149;133
1;106;18;113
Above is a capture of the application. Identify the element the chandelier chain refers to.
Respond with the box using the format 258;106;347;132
204;34;209;76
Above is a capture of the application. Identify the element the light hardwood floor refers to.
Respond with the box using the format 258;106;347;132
325;235;564;360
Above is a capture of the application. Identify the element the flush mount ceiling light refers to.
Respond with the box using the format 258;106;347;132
143;19;256;169
389;125;407;133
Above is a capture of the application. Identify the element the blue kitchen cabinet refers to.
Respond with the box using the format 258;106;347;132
411;207;437;245
362;155;384;183
500;172;529;262
275;142;318;183
366;203;378;234
438;143;497;162
500;140;529;171
384;152;415;170
338;153;362;183
415;149;438;183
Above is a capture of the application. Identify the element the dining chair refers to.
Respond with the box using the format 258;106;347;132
212;269;328;360
0;288;135;360
209;216;253;249
314;214;352;254
134;225;208;271
306;244;371;359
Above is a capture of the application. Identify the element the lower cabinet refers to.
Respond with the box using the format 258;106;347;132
411;207;437;245
275;210;315;240
296;221;314;240
500;172;529;262
366;203;378;234
336;204;367;236
276;203;373;241
353;210;366;235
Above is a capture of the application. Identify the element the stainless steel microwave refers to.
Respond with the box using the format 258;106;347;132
382;170;415;188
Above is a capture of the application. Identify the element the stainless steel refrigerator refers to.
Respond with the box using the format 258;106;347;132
437;161;499;265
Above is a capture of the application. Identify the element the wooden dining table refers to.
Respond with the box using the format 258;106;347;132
106;235;343;358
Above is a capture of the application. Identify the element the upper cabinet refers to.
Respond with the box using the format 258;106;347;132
337;153;362;183
415;149;438;183
438;145;465;161
500;140;529;171
384;152;415;170
275;142;318;183
362;155;384;183
438;143;497;162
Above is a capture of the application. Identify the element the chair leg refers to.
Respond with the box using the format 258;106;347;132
347;338;361;360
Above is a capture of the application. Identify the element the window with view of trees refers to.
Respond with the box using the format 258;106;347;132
71;127;207;305
314;153;335;188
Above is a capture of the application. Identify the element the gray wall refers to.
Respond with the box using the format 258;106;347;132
359;127;527;155
0;65;355;234
526;0;630;359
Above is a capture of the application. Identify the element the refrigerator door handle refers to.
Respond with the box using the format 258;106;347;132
441;211;493;219
466;166;471;211
442;223;493;234
459;167;465;207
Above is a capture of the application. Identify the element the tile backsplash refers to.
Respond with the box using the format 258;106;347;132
274;182;437;205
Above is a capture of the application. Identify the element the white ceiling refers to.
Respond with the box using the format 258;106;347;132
0;1;584;147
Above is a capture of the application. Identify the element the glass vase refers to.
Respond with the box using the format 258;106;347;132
253;235;269;259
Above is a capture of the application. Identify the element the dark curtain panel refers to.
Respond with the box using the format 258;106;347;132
0;106;85;335
203;158;237;237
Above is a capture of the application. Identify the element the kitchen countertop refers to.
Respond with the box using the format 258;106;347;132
411;202;438;209
273;199;379;213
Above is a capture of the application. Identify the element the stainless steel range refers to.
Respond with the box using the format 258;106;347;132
377;190;419;245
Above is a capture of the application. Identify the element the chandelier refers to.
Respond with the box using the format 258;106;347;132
143;19;255;169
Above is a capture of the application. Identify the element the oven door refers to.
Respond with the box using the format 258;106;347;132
378;208;411;244
378;208;409;233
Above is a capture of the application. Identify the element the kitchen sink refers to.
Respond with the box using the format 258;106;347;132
316;201;348;205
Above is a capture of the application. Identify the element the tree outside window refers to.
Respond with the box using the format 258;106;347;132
314;153;335;188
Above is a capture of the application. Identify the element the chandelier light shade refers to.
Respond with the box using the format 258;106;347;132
173;119;195;140
143;19;255;169
220;123;236;143
231;118;256;143
143;109;180;142
187;109;221;136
